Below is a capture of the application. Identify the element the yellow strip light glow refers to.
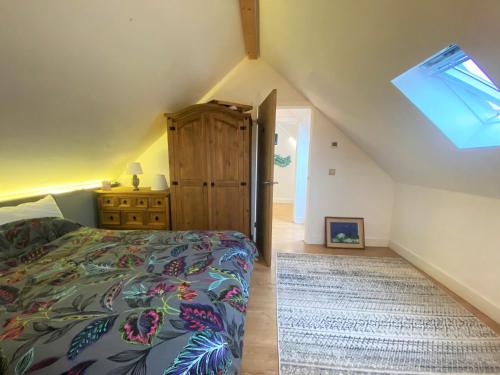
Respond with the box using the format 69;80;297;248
0;180;107;203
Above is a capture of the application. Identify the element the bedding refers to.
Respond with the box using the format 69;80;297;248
0;195;63;226
0;218;257;374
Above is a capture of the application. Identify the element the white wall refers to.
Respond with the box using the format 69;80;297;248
293;112;311;224
117;131;170;188
304;108;394;246
136;58;394;246
201;59;395;246
390;183;500;323
273;121;298;203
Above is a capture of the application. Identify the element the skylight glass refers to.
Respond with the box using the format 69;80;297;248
392;44;500;148
458;59;494;85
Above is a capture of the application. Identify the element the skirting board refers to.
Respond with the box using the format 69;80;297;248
304;237;389;247
390;240;500;324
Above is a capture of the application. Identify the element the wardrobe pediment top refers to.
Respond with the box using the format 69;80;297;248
164;103;252;121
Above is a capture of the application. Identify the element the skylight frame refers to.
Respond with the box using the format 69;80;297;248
421;45;500;126
392;44;500;149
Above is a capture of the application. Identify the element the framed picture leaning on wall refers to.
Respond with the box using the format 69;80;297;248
325;217;365;249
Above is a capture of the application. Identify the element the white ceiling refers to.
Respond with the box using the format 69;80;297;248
2;0;500;199
0;1;244;194
260;0;500;198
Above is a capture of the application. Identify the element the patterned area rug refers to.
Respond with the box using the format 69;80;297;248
276;253;500;374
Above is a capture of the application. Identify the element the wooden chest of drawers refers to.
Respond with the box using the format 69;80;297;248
95;187;171;230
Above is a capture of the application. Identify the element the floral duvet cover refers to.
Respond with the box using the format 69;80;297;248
0;217;257;375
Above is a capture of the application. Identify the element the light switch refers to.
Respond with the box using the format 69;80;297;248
329;168;336;176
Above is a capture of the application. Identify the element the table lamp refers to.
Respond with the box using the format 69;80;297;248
151;174;168;191
127;162;143;191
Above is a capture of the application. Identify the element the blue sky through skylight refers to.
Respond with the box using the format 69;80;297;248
392;44;500;148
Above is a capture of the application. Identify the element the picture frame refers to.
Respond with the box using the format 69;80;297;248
325;217;365;249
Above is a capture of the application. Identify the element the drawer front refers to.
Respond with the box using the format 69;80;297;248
123;211;144;226
147;212;167;227
101;196;118;208
101;211;121;226
119;197;132;208
150;197;166;209
134;197;148;208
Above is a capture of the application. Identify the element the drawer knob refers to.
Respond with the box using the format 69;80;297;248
106;199;111;204
123;200;127;204
109;215;114;220
157;200;161;205
140;200;143;204
132;216;136;221
155;216;159;221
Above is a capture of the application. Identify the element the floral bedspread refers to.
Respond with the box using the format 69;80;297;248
0;218;257;374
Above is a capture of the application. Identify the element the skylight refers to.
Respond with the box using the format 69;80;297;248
392;44;500;148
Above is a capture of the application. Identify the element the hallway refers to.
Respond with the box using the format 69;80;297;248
271;203;304;251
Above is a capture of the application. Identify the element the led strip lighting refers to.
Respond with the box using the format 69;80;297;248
0;180;107;203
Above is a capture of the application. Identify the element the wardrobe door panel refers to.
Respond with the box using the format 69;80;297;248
168;114;209;230
210;115;242;182
212;185;244;231
173;185;208;230
208;113;250;235
175;116;207;183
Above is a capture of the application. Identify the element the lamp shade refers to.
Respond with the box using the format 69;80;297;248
127;162;143;175
151;174;168;191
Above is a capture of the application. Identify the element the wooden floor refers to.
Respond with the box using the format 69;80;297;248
240;203;500;374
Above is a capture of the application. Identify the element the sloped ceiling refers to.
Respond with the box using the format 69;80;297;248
0;1;244;196
260;0;500;198
3;0;500;200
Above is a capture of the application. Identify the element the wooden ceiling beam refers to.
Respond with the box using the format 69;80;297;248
239;0;259;59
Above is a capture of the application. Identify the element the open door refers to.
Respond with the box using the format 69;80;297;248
256;89;277;266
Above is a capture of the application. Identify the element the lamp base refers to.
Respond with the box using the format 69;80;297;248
132;174;140;191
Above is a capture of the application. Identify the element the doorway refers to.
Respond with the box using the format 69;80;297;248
272;107;311;248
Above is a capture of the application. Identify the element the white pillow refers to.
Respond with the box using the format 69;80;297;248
0;195;64;225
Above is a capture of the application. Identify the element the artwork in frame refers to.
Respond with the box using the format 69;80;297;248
325;217;365;249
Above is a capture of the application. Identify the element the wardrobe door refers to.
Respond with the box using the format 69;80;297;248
168;113;209;230
207;112;250;235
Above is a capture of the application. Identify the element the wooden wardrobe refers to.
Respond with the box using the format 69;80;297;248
165;103;252;237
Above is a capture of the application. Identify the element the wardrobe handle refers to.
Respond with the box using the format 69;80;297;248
211;182;215;187
203;182;208;186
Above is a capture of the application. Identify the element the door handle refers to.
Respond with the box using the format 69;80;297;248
263;181;279;185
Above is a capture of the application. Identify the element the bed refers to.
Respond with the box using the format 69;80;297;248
0;217;257;374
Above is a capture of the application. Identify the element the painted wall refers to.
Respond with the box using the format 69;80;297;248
134;58;395;246
273;121;298;203
293;116;311;224
117;130;170;188
390;183;500;323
